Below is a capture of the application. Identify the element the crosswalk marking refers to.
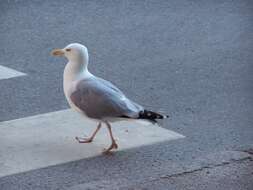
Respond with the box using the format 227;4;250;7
0;65;26;80
0;109;184;177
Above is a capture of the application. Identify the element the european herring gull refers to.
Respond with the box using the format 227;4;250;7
51;43;168;154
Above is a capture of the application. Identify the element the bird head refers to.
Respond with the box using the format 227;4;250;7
51;43;89;65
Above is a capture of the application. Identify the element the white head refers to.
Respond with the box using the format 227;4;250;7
51;43;89;69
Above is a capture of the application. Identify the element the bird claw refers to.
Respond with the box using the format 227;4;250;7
75;136;92;143
102;149;114;155
113;142;118;149
102;142;118;154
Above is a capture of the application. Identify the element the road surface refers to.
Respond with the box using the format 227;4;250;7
0;0;252;189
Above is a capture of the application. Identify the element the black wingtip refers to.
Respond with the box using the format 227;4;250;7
138;110;169;121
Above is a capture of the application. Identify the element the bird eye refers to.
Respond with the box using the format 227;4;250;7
66;48;71;52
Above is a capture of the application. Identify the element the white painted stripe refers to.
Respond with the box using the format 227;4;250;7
0;109;184;177
0;65;26;80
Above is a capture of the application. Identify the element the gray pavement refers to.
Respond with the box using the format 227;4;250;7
0;0;253;189
69;151;253;190
119;154;253;190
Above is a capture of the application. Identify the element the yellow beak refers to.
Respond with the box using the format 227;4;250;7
51;49;65;56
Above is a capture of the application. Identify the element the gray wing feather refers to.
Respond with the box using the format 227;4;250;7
95;77;124;95
70;77;143;119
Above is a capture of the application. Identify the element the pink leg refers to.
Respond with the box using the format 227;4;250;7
75;122;102;143
102;121;118;154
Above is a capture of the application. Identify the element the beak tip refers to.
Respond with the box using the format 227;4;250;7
51;49;64;56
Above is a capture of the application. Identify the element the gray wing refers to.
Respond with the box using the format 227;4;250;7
70;77;143;119
95;77;124;95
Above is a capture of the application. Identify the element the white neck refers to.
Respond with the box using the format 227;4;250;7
64;61;93;82
63;61;93;103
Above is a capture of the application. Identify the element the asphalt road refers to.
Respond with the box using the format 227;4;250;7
0;0;252;189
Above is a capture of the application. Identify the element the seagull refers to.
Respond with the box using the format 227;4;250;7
51;43;168;154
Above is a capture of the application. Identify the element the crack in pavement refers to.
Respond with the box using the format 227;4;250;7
157;156;252;180
67;150;253;190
